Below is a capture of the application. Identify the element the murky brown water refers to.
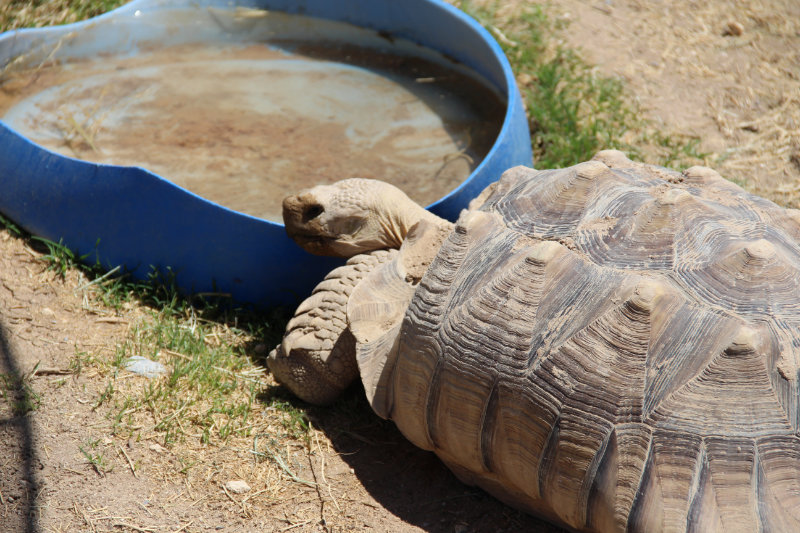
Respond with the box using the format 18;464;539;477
0;13;504;221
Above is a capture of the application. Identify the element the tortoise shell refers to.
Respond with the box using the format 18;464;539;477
373;152;800;532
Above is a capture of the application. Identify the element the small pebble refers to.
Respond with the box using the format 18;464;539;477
124;355;167;378
723;20;744;36
225;480;251;494
149;443;166;454
790;152;800;170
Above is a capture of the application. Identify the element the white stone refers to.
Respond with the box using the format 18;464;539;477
225;480;251;494
124;355;167;378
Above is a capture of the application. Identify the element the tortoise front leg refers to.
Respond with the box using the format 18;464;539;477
267;249;398;405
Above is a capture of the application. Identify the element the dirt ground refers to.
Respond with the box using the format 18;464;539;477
547;0;799;204
1;1;798;532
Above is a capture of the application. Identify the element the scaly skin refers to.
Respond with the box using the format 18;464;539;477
282;178;445;257
267;250;397;404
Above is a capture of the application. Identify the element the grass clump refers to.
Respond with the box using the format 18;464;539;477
0;0;128;32
77;275;289;449
30;236;96;279
0;372;42;415
79;437;114;476
263;395;314;442
108;310;268;446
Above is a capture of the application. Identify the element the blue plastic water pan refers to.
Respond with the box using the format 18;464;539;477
0;0;532;307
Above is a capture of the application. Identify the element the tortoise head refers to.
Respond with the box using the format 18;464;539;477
283;178;442;258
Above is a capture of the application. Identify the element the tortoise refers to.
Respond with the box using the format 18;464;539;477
267;151;800;532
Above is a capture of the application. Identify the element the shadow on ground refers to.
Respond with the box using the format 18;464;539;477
0;319;41;533
306;386;568;533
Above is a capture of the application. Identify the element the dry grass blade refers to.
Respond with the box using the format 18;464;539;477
61;110;101;152
115;444;139;478
168;521;194;533
261;444;317;488
314;431;341;512
73;502;98;533
111;523;156;533
279;518;314;532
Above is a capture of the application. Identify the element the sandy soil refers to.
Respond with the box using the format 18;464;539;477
1;1;798;532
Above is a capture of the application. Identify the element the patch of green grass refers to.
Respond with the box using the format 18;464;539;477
30;236;96;279
0;372;42;415
0;213;22;237
69;350;105;376
641;131;709;170
98;301;285;447
74;285;288;449
264;394;313;442
0;0;129;32
64;0;126;22
79;438;114;476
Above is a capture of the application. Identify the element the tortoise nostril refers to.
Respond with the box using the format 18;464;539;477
302;204;324;222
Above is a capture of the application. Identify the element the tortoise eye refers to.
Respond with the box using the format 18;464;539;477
339;215;365;236
302;204;324;222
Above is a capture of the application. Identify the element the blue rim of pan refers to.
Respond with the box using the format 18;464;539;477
0;0;532;307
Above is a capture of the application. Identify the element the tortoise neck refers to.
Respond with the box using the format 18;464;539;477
382;202;451;249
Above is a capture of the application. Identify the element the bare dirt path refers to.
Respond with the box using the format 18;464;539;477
1;1;798;532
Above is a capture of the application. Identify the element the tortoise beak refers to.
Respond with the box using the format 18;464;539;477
282;192;337;256
283;192;323;229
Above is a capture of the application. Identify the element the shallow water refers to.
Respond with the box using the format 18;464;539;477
0;10;504;221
